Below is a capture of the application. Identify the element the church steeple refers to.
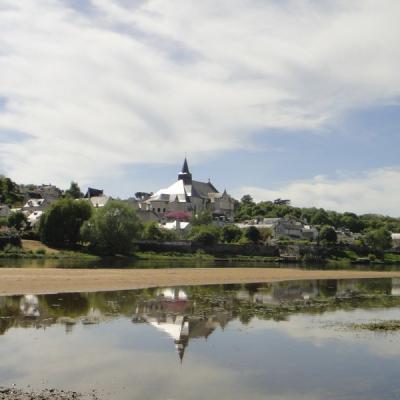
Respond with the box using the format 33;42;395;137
178;157;192;185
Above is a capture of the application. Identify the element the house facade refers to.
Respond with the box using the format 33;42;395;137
237;217;318;241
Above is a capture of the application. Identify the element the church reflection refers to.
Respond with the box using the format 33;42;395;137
132;288;231;360
0;278;398;360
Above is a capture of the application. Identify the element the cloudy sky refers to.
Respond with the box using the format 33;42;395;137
0;0;399;215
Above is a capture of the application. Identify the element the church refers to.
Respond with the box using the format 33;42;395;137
143;158;236;220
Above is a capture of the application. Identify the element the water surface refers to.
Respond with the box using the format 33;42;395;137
1;278;400;399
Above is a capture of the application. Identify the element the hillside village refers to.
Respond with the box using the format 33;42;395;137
1;158;400;260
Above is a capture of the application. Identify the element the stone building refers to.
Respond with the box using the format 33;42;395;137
142;158;235;220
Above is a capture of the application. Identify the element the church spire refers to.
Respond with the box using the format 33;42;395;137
178;157;192;185
181;157;190;174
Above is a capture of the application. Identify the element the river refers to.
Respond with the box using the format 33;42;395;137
0;278;400;399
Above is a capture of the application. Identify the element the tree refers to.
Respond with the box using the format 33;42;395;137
365;228;392;251
142;222;164;241
7;211;28;231
340;212;364;233
191;210;213;226
319;225;337;244
221;224;243;243
64;181;83;199
310;209;332;226
244;226;261;244
258;227;273;244
81;200;142;255
0;176;22;206
189;225;221;246
240;195;254;205
39;199;92;247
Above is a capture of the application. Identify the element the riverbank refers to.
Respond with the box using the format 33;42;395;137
0;387;100;400
2;267;400;295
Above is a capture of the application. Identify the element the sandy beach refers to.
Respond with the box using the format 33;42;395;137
1;267;400;295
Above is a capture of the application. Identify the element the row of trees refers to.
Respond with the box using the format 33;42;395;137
36;201;275;255
235;195;400;234
38;199;141;255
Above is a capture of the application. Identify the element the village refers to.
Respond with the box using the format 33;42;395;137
1;158;400;264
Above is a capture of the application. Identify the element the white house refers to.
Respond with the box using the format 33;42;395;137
392;233;400;248
236;218;318;241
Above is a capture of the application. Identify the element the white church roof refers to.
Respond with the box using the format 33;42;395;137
147;315;186;341
150;180;188;202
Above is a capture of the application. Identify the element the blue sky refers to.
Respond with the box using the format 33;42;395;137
0;0;400;215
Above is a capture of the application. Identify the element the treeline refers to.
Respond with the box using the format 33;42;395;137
35;200;271;256
0;176;23;206
235;195;400;233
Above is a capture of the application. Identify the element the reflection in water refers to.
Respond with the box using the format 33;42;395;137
0;279;400;399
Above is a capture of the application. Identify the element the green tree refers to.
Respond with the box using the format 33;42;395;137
81;200;142;255
191;210;213;226
7;211;28;231
64;181;83;199
310;210;332;226
365;228;392;251
221;224;243;243
319;225;337;244
39;199;92;247
259;227;273;244
340;212;364;233
189;225;221;246
244;226;261;244
0;176;22;206
142;222;164;240
240;195;254;205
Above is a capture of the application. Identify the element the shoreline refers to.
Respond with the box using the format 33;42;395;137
1;267;400;296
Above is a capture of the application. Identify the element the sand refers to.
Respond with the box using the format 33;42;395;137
1;267;400;295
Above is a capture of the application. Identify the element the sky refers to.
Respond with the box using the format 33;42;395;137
0;0;399;216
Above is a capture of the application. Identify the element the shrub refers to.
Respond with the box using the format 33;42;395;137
244;226;261;244
221;225;243;243
35;248;47;255
189;225;221;246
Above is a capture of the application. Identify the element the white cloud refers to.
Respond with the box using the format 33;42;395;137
237;167;400;216
0;0;399;186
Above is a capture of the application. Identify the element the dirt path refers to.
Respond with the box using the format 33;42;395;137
1;267;400;295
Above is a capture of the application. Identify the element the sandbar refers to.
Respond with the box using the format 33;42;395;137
1;267;400;295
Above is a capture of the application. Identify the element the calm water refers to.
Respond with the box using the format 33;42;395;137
1;279;400;399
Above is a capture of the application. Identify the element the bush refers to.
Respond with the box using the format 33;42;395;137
7;211;28;231
142;222;164;241
190;210;213;226
244;226;261;244
221;225;242;243
35;248;47;255
189;225;221;246
3;244;21;254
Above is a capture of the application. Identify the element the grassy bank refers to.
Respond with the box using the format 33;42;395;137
0;240;100;260
1;240;400;268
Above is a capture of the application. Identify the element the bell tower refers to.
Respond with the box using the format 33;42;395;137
178;157;192;185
